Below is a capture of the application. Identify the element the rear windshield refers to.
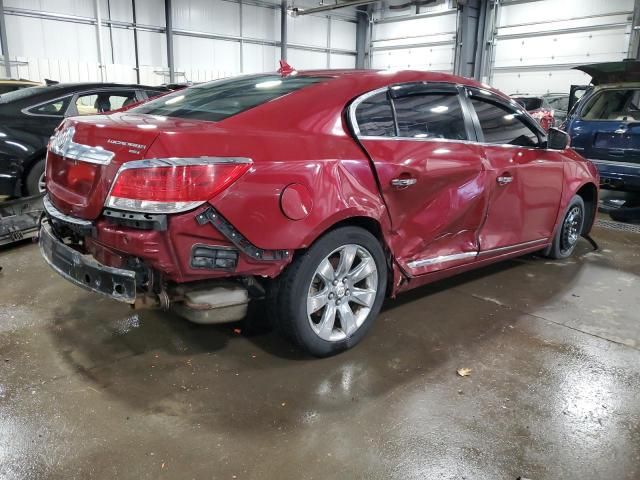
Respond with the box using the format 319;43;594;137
581;89;640;121
513;97;543;110
132;74;327;121
0;86;51;103
545;96;569;111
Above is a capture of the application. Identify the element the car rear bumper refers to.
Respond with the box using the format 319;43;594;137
39;221;137;303
589;159;640;192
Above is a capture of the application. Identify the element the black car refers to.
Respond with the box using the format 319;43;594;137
0;82;169;197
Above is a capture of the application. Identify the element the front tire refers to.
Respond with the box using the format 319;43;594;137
545;195;585;259
269;226;387;357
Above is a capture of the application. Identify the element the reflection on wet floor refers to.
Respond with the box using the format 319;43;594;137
0;225;639;479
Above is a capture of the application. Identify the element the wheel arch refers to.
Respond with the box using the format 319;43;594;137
295;213;400;297
575;181;598;235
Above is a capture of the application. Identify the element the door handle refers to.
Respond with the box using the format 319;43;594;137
497;174;513;186
391;177;417;188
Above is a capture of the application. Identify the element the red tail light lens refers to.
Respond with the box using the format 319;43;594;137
106;158;251;213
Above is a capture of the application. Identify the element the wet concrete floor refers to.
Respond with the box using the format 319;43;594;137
0;225;639;479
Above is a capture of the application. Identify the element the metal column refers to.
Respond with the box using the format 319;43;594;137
131;0;141;83
239;0;244;73
0;0;11;78
94;0;106;81
355;7;369;69
629;0;640;58
165;0;175;83
280;0;287;60
453;0;488;79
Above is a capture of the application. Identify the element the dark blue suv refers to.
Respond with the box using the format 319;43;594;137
563;61;640;192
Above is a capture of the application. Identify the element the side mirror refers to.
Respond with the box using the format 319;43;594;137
547;127;570;150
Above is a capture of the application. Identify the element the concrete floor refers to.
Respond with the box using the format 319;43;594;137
0;225;639;480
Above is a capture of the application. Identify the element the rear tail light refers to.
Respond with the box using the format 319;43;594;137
105;157;252;214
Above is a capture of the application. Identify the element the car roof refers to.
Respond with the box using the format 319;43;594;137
291;68;508;99
45;82;167;92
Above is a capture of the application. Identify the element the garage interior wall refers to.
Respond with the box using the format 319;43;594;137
369;0;636;94
0;0;637;95
370;0;457;73
1;0;357;85
489;0;635;94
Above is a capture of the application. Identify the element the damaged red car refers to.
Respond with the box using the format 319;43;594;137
40;69;599;357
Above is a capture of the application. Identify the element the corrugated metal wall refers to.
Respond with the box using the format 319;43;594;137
370;0;456;72
2;0;357;85
490;0;635;94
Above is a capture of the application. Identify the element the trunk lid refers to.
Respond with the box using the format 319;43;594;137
573;60;640;85
47;113;166;219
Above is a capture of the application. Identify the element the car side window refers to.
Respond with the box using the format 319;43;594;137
393;93;467;140
581;89;640;121
28;96;71;116
471;98;539;148
354;91;395;137
74;91;138;115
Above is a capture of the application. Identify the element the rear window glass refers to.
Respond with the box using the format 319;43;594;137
581;89;640;121
132;75;327;121
513;97;543;110
545;96;569;111
0;86;51;104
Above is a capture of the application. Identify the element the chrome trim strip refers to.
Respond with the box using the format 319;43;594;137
587;158;640;170
43;194;93;227
356;134;544;152
50;125;115;165
479;238;548;255
407;251;477;269
407;238;549;270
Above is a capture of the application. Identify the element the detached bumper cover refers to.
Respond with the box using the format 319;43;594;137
39;222;137;303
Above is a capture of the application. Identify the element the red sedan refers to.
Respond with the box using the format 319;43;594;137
40;69;599;357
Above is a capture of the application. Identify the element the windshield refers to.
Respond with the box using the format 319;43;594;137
0;86;51;104
545;96;569;111
132;74;328;121
513;97;543;111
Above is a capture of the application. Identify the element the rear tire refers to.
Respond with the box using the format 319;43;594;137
268;226;387;357
545;195;585;259
25;159;46;196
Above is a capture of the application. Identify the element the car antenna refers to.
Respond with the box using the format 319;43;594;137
277;59;296;77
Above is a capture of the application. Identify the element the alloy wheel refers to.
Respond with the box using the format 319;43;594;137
306;244;378;342
38;171;46;193
560;205;582;254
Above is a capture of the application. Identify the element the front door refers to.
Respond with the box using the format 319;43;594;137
351;83;490;275
466;90;564;252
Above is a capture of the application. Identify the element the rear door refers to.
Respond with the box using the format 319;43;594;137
570;88;640;166
351;83;490;275
466;89;564;252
